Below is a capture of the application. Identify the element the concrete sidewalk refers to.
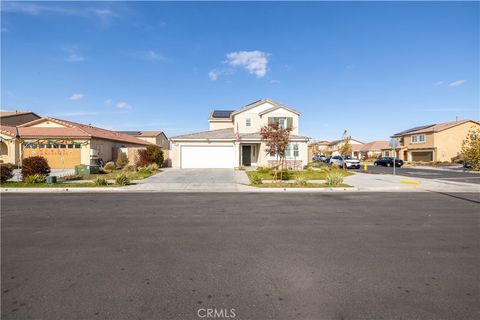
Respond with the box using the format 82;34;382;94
344;172;480;193
2;171;479;193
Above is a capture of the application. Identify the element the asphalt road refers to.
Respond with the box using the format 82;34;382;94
2;193;479;320
352;165;480;184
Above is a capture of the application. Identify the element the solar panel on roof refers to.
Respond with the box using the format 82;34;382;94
212;110;234;118
395;124;435;135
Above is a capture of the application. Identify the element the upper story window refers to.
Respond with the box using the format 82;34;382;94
245;118;252;128
411;134;426;144
268;117;293;129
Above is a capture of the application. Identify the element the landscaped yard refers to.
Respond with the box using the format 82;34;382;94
246;169;353;181
72;169;158;181
0;182;119;188
251;182;352;188
246;168;353;188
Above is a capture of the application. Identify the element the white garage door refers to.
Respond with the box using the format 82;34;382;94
181;145;235;168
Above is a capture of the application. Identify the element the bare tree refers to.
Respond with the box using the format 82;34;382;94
338;129;352;169
260;123;291;180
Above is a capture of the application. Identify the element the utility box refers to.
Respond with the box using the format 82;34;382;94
75;165;100;175
46;176;57;184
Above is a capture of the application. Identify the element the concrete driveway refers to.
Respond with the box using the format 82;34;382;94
128;168;251;191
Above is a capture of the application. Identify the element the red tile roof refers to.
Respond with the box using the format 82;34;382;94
2;117;151;146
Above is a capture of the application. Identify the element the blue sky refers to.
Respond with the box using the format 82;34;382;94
1;1;479;141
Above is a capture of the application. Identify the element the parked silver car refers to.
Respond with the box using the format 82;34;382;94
329;155;361;169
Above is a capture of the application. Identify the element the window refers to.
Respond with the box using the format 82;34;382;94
278;118;287;129
74;144;81;148
245;118;251;128
293;144;299;157
285;144;291;157
411;134;425;144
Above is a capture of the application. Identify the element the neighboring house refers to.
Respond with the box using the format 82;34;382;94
170;99;310;169
120;131;170;150
384;119;480;162
328;138;364;156
308;140;330;160
121;130;171;166
351;141;390;159
0;111;41;126
0;117;151;168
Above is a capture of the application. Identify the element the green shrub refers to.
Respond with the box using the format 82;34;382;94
115;173;130;186
146;145;164;166
311;162;326;168
24;174;46;184
115;152;129;169
0;163;15;183
62;174;83;181
295;174;308;186
146;163;159;172
273;169;291;180
104;161;115;171
326;170;344;186
256;166;271;174
250;172;263;185
123;164;137;172
94;177;108;186
136;145;164;167
21;156;50;181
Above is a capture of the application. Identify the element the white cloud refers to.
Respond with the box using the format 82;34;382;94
448;80;466;87
116;101;132;109
104;99;113;106
225;50;270;78
269;79;280;84
435;81;444;86
65;47;85;62
69;93;84;101
208;70;221;81
144;50;167;62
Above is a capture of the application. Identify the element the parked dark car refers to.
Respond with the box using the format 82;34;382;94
323;156;332;164
373;157;403;167
312;154;326;162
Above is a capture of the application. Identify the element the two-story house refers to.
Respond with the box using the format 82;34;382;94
385;119;480;162
170;99;310;168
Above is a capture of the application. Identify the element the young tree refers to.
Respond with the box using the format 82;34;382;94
461;127;480;171
260;123;291;180
338;130;352;169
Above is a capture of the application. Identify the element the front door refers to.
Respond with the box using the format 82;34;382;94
242;145;251;166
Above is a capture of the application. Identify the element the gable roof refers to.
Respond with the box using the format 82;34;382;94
119;131;166;137
171;128;235;140
392;120;479;137
16;117;151;145
231;99;300;116
328;138;364;146
0;111;40;119
359;141;390;151
0;124;18;137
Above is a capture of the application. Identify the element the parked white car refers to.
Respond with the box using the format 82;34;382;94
329;155;361;169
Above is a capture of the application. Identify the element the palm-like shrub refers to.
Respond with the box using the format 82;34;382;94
115;173;130;186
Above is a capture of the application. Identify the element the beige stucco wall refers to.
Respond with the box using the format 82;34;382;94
137;135;170;150
233;106;299;135
0;134;20;165
89;138;147;164
433;122;479;162
402;132;435;149
209;121;234;130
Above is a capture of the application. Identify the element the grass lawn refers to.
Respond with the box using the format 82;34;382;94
68;169;158;181
0;182;123;188
247;169;353;181
251;182;352;188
